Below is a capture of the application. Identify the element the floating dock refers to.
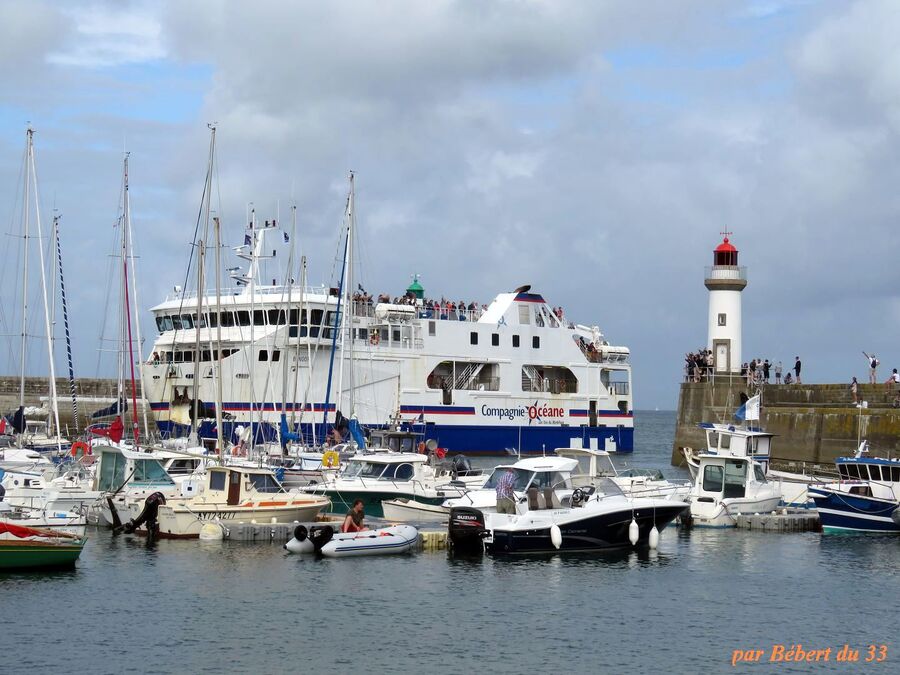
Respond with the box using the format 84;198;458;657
734;509;820;533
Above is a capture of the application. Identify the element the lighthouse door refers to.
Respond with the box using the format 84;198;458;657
714;340;730;373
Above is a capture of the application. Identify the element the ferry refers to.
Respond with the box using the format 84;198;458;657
140;216;633;455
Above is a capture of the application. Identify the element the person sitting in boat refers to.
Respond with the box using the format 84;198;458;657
342;499;366;533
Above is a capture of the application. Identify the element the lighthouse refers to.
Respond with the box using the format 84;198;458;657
705;232;747;373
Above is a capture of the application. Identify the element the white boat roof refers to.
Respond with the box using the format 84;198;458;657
698;422;775;438
555;447;611;458
495;456;579;472
348;452;429;464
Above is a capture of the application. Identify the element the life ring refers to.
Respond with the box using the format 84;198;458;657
70;441;90;458
322;450;340;469
369;332;380;346
417;441;426;454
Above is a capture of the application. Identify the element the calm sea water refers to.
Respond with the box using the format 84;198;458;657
2;412;897;675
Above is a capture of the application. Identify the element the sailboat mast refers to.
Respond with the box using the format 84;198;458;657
121;155;140;447
213;215;224;456
124;163;150;439
29;132;62;447
280;205;297;438
18;130;31;417
346;172;355;417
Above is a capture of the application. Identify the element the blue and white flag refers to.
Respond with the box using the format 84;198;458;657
734;394;760;422
244;233;252;246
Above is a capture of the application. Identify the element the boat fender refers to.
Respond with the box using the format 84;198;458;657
892;507;900;526
648;525;660;550
628;517;639;546
550;524;562;549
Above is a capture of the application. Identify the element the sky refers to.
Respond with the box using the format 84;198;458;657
1;0;899;409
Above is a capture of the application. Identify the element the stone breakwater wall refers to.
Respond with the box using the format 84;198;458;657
0;376;145;434
672;380;900;467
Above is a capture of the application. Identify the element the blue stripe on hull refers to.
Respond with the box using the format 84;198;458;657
153;420;634;455
811;492;900;533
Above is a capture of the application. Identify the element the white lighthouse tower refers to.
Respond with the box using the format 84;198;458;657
705;232;747;373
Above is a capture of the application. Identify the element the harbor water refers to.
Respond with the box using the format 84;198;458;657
2;411;897;674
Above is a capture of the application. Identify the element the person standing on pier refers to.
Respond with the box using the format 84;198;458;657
850;377;859;405
775;361;783;384
763;359;771;383
794;356;802;384
863;352;879;384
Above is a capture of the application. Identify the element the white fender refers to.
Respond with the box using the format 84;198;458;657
648;525;659;549
549;524;562;549
628;517;639;545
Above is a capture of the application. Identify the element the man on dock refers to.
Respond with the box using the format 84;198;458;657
863;352;879;384
775;361;783;384
794;356;802;384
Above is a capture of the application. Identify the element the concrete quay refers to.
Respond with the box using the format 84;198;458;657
671;379;900;467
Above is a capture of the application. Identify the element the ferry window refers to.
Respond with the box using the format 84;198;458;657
512;335;520;348
754;465;767;483
259;350;268;362
533;336;540;349
181;314;193;329
518;304;530;325
470;331;478;345
253;310;266;326
162;315;174;331
201;350;211;362
155;316;165;332
393;329;401;343
492;333;499;346
357;328;368;341
220;311;235;327
272;350;281;362
429;321;435;336
209;471;226;491
207;312;217;328
172;315;183;330
237;311;251;327
192;313;206;328
702;464;724;492
289;309;299;325
268;309;282;325
165;351;173;362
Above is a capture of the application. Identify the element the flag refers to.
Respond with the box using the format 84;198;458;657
734;394;760;422
358;283;366;293
283;232;290;243
244;233;252;246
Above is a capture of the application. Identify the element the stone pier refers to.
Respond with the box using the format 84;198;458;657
671;378;900;466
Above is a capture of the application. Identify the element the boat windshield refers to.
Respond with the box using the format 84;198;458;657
483;468;534;492
594;477;625;497
97;450;127;492
619;468;664;480
133;459;175;486
343;461;386;479
248;473;283;493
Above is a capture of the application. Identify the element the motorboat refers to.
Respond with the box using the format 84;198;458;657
0;500;87;537
683;422;824;507
808;447;900;533
284;523;419;557
382;497;450;523
124;465;330;539
555;447;690;500
687;452;782;527
305;451;482;518
0;521;87;571
1;464;100;515
448;475;687;554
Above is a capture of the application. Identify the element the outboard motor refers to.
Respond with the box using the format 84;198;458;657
114;492;167;542
308;525;335;553
451;454;473;477
448;506;487;554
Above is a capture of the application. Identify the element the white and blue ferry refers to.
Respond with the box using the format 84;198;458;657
809;446;900;533
140;220;634;455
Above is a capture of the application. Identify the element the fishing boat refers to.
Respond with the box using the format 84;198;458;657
125;465;330;539
284;523;418;557
140;171;635;455
448;471;687;554
0;521;86;571
808;446;900;533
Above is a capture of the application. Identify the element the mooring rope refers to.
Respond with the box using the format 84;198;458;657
55;215;79;432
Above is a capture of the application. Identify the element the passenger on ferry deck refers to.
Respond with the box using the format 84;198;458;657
342;499;366;533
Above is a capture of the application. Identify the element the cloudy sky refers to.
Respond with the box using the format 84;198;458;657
0;0;897;408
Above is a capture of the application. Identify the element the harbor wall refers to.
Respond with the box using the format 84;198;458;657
0;376;143;434
671;379;900;466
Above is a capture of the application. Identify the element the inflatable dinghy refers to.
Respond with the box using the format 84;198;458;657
284;524;418;557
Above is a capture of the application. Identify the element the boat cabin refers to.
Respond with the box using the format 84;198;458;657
693;454;768;503
94;447;176;493
698;423;773;470
835;457;900;501
341;453;432;483
203;466;286;506
482;456;578;493
555;447;617;486
367;429;420;454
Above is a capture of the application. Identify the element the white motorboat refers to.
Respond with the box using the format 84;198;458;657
123;465;330;539
448;475;687;554
382;498;450;523
284;523;419;557
2;464;99;515
555;447;691;500
687;452;782;527
0;501;87;537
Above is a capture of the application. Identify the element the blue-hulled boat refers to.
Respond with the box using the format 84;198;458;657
809;446;900;533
